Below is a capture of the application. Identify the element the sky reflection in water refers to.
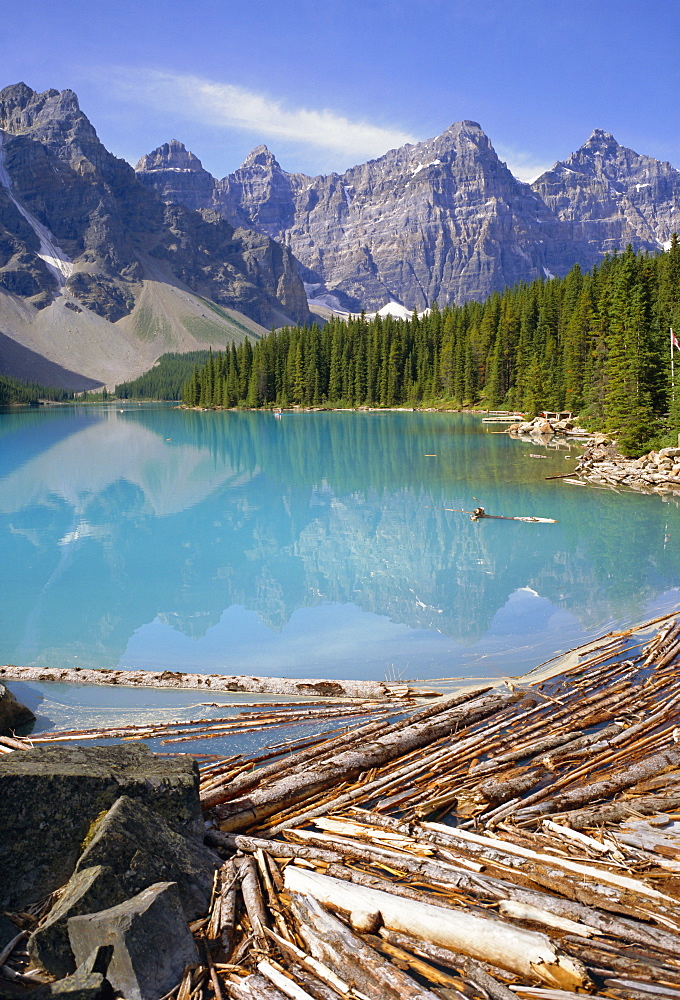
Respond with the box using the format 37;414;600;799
1;405;679;685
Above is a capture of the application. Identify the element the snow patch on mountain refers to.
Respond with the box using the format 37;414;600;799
411;159;442;177
0;130;73;287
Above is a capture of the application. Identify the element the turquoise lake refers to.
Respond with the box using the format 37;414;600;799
1;405;679;695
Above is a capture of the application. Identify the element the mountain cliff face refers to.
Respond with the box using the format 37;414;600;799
138;125;679;313
531;129;680;253
0;83;309;387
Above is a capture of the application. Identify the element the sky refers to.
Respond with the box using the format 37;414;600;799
3;0;680;182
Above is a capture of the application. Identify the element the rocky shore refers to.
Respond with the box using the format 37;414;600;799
505;413;595;442
0;745;220;1000
574;440;680;494
506;414;680;495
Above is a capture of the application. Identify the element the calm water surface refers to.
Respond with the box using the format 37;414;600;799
2;405;679;699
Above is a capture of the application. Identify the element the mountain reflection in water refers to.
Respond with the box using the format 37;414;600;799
1;405;678;679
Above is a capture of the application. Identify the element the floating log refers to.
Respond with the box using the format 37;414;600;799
0;664;440;701
213;687;523;830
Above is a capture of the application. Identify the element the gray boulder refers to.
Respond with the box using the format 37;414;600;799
0;682;35;735
0;744;203;911
75;795;219;920
68;883;198;1000
29;866;127;979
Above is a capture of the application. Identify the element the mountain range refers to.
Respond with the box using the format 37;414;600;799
1;81;679;388
0;83;309;389
137;124;680;314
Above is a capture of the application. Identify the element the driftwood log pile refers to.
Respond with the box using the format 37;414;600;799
2;612;680;999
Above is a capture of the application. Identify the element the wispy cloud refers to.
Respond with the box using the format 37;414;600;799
495;143;554;183
105;68;417;161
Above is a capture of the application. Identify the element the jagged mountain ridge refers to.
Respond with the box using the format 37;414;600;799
138;125;680;312
532;128;680;252
0;83;309;388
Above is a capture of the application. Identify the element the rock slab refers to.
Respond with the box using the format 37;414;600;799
0;744;202;910
32;945;115;1000
75;794;218;920
68;882;198;1000
29;865;126;978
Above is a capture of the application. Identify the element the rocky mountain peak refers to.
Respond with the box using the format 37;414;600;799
239;145;283;172
0;83;81;134
585;128;617;146
532;128;680;252
135;116;680;315
135;140;205;174
0;79;310;372
135;138;217;216
574;129;624;164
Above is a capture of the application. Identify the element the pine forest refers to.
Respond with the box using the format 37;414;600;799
183;241;680;455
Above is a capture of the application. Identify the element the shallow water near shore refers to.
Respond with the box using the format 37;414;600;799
1;404;679;731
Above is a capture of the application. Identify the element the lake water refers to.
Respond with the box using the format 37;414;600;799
2;405;679;701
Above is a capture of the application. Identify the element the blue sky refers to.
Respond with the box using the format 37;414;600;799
4;0;679;181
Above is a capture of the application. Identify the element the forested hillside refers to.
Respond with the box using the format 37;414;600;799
116;351;211;400
183;240;680;454
0;375;73;405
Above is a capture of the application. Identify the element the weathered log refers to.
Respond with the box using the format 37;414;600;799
217;861;238;960
203;685;489;811
342;812;680;952
214;688;523;831
284;867;589;990
515;746;680;820
470;766;548;808
324;863;471;913
225;972;291;999
604;977;680;999
286;964;350;1000
422;821;674;904
203;714;395;811
378;929;517;1000
368;935;469;990
234;856;269;946
284;828;504;900
0;664;438;700
497;900;601;938
468;731;581;775
485;707;680;826
256;959;318;1000
289;892;441;1000
560;936;680;985
263;927;352;997
205;831;344;866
